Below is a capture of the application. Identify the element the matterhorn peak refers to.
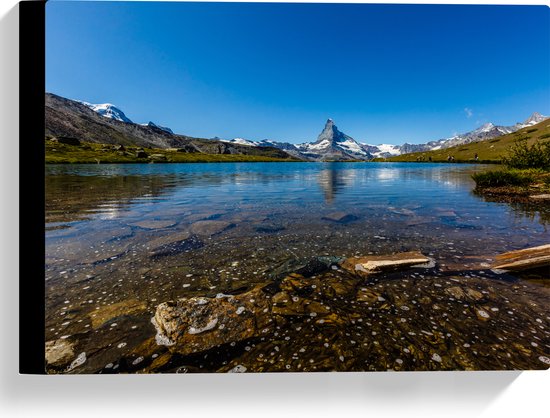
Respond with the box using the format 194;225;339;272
316;118;342;143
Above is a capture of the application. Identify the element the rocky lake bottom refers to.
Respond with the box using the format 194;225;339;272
44;163;550;373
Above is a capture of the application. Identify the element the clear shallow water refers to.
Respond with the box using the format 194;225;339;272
44;162;550;373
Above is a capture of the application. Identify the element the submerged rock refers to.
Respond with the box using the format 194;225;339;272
189;220;235;237
90;299;147;329
340;251;431;277
405;217;433;227
268;256;344;281
255;223;285;233
356;287;381;303
390;208;416;216
149;234;204;259
271;291;330;316
131;219;177;230
322;212;359;223
152;286;273;356
147;230;192;250
294;256;343;277
444;286;484;302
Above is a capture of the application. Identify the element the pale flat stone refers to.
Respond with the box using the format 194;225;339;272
45;339;75;367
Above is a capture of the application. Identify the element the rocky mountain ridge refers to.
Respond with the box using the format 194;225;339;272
48;92;548;162
45;93;294;160
225;113;548;161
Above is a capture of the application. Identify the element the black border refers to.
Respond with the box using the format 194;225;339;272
19;0;46;374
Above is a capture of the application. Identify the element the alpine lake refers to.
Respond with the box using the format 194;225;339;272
44;162;550;373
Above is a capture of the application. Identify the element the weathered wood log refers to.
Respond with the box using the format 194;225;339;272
340;251;431;277
492;244;550;272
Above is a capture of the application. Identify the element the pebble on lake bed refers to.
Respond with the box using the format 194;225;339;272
66;352;87;372
476;310;490;321
431;353;442;363
228;365;247;373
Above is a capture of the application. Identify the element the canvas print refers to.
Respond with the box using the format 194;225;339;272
43;1;550;374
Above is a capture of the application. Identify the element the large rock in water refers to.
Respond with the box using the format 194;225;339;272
45;339;75;368
340;251;431;277
152;286;273;356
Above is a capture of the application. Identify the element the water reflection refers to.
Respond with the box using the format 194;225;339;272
45;174;178;225
45;163;550;228
475;192;550;228
317;164;351;203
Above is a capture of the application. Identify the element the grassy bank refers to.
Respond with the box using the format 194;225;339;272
471;133;550;202
472;169;550;202
45;140;299;164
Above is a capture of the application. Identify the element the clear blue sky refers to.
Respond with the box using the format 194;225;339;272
46;1;550;145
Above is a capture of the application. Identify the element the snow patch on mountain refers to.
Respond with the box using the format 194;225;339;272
221;138;259;146
368;143;402;157
77;101;133;123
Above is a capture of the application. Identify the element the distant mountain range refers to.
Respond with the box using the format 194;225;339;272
222;114;548;161
45;92;548;162
44;93;294;160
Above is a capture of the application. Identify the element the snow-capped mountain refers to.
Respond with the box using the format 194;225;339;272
219;112;548;161
515;111;547;128
221;137;259;147
70;95;548;161
46;93;296;159
296;119;373;160
363;112;549;158
221;120;373;161
411;112;549;153
78;99;177;134
76;101;133;123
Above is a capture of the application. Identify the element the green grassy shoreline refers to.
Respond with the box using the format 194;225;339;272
45;140;300;164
